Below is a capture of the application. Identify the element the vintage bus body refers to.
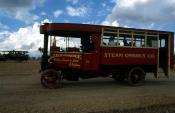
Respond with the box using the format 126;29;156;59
40;23;174;88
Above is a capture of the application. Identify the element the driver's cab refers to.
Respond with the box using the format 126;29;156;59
49;33;100;71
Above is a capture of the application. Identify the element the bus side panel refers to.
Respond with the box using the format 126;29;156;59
82;53;92;71
82;53;99;71
52;52;82;69
170;32;174;69
100;47;158;65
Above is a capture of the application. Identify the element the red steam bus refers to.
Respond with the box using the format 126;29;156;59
40;23;174;88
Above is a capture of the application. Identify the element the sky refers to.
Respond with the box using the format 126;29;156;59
0;0;175;56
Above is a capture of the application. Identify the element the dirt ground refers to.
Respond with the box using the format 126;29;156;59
0;61;175;113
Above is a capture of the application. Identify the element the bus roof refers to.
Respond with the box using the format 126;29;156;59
40;23;173;36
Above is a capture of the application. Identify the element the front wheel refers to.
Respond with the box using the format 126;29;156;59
127;67;145;86
41;69;62;88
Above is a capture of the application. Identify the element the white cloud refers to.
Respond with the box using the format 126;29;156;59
102;0;175;53
101;20;119;27
53;10;63;18
41;19;52;24
66;0;79;5
117;0;148;9
0;21;47;57
112;20;120;26
104;0;175;29
14;9;40;24
0;31;10;42
83;21;99;25
0;0;45;24
101;21;111;26
66;6;87;17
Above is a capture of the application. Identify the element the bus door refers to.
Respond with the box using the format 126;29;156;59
82;52;98;71
159;33;169;76
82;34;100;71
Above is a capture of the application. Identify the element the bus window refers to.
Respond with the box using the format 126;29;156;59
118;37;124;46
102;33;118;46
55;36;81;52
159;39;165;48
147;36;158;48
133;35;145;47
119;34;132;47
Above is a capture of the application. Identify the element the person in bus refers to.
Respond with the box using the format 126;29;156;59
123;38;129;46
89;38;95;51
84;38;95;52
108;36;116;46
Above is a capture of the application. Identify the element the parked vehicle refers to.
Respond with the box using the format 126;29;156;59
0;50;29;61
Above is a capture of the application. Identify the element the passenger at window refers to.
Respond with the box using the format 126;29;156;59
108;37;115;46
85;38;95;52
123;38;129;46
133;42;136;46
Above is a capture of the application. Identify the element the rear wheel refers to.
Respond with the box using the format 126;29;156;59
41;69;62;88
127;67;145;86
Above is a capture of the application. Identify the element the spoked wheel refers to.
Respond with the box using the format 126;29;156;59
41;69;62;89
127;67;145;86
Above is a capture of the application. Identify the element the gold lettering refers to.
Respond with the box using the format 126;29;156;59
147;54;155;59
69;62;80;67
124;53;146;58
72;59;79;63
52;53;81;59
104;53;124;58
104;53;109;58
104;52;148;59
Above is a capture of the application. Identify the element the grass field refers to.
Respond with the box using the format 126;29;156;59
0;61;175;113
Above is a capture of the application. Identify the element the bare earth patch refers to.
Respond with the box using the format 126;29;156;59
0;61;175;113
